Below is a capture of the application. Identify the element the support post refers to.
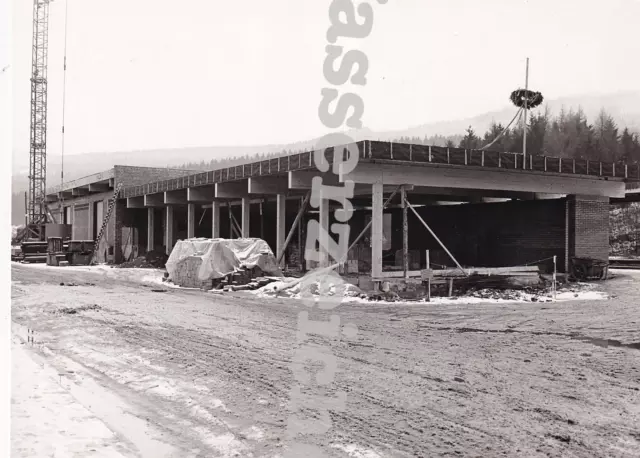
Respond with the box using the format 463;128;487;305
565;198;570;274
426;250;431;302
401;186;409;279
371;182;384;278
553;255;557;300
211;201;220;238
276;194;286;267
523;57;529;169
88;202;95;242
345;187;400;260
319;196;330;267
298;197;304;271
228;202;234;238
165;206;174;255
241;197;250;238
147;208;154;252
187;203;195;239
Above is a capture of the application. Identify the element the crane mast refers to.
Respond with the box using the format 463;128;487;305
27;0;51;231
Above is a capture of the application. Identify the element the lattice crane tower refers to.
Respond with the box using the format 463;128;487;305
27;0;52;227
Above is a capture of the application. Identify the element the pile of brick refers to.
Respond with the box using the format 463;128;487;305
170;256;218;290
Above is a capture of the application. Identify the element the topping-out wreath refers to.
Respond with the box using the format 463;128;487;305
509;89;544;109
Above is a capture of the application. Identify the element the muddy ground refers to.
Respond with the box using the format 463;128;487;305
11;264;640;457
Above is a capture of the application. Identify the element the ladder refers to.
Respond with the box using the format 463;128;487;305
90;183;123;264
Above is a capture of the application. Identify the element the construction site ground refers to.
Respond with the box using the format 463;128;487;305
11;263;640;458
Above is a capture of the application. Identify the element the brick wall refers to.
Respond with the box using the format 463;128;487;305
114;166;197;187
568;195;610;261
402;199;568;273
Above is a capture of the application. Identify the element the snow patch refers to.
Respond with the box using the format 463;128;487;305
331;443;382;458
192;427;247;457
244;425;265;441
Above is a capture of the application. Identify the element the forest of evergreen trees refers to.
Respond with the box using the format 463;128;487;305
177;107;640;171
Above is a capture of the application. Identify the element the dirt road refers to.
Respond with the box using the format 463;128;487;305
11;264;640;457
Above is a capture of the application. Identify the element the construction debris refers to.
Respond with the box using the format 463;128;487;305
116;250;169;269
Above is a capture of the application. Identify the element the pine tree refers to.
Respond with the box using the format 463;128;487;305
459;126;480;149
594;108;620;161
620;128;635;162
527;108;550;156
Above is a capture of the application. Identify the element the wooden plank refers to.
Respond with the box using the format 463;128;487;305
376;270;422;279
424;266;540;279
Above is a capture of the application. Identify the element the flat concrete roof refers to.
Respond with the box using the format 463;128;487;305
120;141;638;201
45;165;198;201
46;168;114;195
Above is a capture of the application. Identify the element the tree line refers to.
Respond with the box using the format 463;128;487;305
451;108;640;163
177;107;640;171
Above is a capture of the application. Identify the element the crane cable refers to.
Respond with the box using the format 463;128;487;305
59;0;69;215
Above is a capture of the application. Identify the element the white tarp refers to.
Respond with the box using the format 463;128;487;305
165;238;282;282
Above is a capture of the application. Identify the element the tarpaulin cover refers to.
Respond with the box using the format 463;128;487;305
165;238;282;282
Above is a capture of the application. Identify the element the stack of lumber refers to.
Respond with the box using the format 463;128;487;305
425;266;541;278
222;275;280;292
423;266;542;289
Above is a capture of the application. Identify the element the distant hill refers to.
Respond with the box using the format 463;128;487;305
11;91;640;224
378;90;640;141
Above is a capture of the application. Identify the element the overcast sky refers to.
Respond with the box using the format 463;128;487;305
6;0;640;167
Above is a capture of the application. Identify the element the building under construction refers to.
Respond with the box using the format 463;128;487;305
44;141;639;279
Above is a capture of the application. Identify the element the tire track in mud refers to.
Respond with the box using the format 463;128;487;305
92;316;513;457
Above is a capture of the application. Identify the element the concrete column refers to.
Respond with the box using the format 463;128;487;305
71;204;76;239
187;203;195;239
211;201;220;239
371;182;384;278
88;202;95;241
165;206;174;255
147;208;155;252
276;194;286;265
241;197;250;238
319;197;330;267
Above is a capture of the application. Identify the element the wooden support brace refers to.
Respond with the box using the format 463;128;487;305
276;192;311;265
406;200;467;276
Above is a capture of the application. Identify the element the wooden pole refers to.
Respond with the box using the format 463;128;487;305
426;249;431;302
523;57;529;169
24;192;28;227
230;212;242;238
298;196;303;271
198;207;207;226
401;186;409;279
406;201;467;276
553;255;557;300
276;192;311;265
228;202;234;238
